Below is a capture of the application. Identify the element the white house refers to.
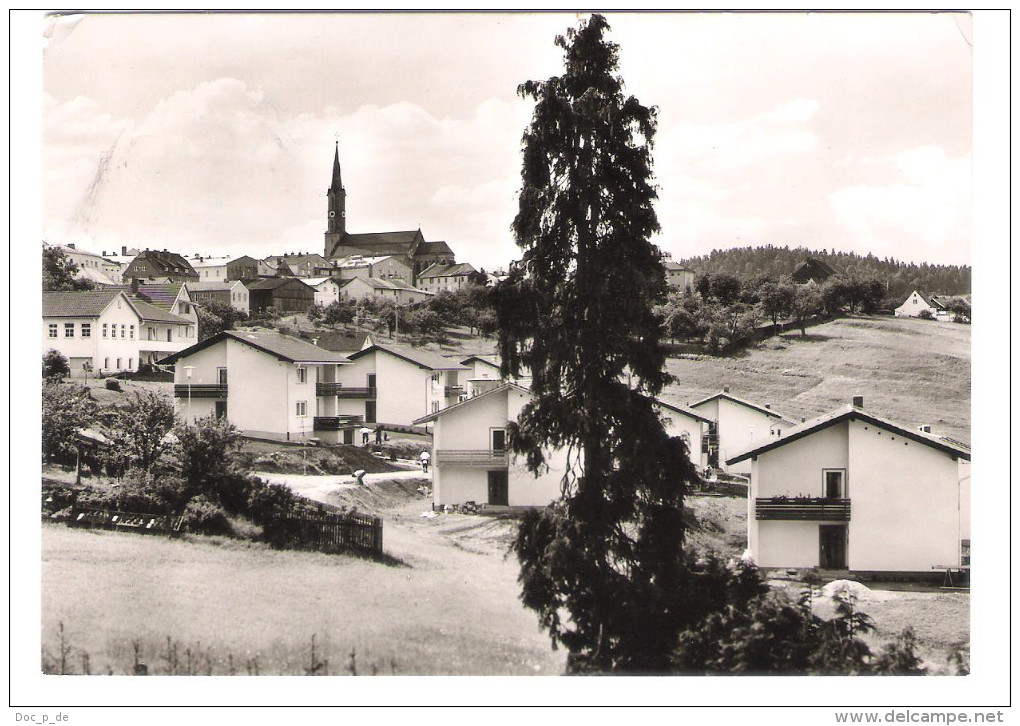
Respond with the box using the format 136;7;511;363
416;262;477;293
301;277;344;308
336;343;469;427
339;276;434;305
190;256;231;281
43;290;195;376
655;400;713;471
159;330;356;444
663;260;696;291
334;255;413;285
47;242;122;281
728;398;971;575
689;388;792;476
413;382;569;509
187;280;250;315
894;290;945;319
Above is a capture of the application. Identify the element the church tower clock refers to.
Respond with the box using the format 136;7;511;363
324;142;346;257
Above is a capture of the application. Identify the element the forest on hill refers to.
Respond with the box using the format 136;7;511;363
678;245;971;298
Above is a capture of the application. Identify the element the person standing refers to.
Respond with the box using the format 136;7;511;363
420;450;431;473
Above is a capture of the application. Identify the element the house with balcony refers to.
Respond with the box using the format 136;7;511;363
336;343;469;428
159;330;356;443
727;398;971;575
413;382;568;509
689;388;793;476
43;290;195;376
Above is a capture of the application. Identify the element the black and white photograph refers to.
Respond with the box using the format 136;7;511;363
13;8;1011;718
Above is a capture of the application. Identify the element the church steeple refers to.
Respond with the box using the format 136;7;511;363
325;141;346;255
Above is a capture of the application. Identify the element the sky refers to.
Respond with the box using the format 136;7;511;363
40;11;974;269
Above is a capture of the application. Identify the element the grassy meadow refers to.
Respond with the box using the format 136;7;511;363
661;315;971;443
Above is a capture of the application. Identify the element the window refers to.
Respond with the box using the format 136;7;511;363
491;428;507;452
116;358;122;369
82;323;91;338
120;325;125;339
48;324;57;338
104;357;109;369
129;324;135;339
431;400;439;414
103;323;108;338
297;366;307;384
128;357;133;369
296;401;307;417
64;323;74;338
823;469;846;499
217;368;228;385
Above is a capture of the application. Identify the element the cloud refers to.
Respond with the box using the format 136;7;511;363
827;147;971;263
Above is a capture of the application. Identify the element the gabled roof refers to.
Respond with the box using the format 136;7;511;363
127;250;198;277
300;277;339;288
413;382;531;425
264;253;329;267
331;230;424;258
247;277;314;291
725;405;971;465
342;277;430;293
905;290;942;309
333;255;398;269
654;399;713;425
76;267;119;286
43;290;123;318
132;299;192;324
689;391;787;421
159;330;351;365
190;258;230;269
135;283;185;311
187;281;235;292
418;240;454;257
418;262;476;279
663;260;693;272
310;331;373;353
350;343;470;372
461;354;501;368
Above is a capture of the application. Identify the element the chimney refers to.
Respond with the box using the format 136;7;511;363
918;424;932;434
122;246;127;256
801;417;806;423
130;277;139;294
852;396;864;409
723;386;730;393
765;403;771;409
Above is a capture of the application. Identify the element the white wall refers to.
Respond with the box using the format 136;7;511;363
716;399;781;474
658;406;707;470
847;420;963;571
224;339;291;438
376;353;431;426
43;294;143;375
756;521;821;568
894;291;938;318
755;422;849;498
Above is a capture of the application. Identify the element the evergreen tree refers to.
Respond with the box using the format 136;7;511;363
43;245;95;291
495;14;699;673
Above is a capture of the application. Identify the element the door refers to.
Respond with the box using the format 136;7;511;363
217;367;228;385
819;525;847;569
367;373;377;390
824;470;845;499
365;400;376;424
491;428;506;452
487;470;509;506
343;428;354;445
214;401;227;419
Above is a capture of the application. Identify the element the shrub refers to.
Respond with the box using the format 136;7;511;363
916;309;935;320
105;378;122;391
181;494;234;536
245;481;298;526
75;470;188;514
43;349;71;380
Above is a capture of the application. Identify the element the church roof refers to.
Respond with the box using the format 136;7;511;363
330;143;343;193
418;240;454;257
332;230;424;258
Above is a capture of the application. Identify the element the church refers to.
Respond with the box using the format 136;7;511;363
322;143;456;283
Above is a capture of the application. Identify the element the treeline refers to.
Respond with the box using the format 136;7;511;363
679;245;971;299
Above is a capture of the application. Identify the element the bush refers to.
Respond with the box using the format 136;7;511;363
245;481;298;526
181;494;234;536
916;309;935;320
105;378;122;391
43;349;70;380
75;470;188;514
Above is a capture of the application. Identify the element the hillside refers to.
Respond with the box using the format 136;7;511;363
678;244;971;298
659;316;971;444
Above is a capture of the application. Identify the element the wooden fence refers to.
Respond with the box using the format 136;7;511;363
267;510;383;555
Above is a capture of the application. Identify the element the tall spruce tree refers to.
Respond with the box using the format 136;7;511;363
495;14;700;672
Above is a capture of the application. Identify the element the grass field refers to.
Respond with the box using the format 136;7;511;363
661;315;971;443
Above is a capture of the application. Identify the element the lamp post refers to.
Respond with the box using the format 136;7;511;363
182;365;195;420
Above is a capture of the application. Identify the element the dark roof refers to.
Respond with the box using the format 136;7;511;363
418;262;476;279
264;254;329;267
127;250;198;278
247;277;314;291
341;277;428;293
160;330;351;365
132;299;191;324
726;405;972;465
654;399;713;425
350;343;470;372
310;331;373;353
135;283;184;310
42;290;122;318
689;391;788;421
663;260;693;272
418;240;454;257
187;281;238;292
413;382;530;424
460;354;501;368
330;230;424;258
792;257;840;283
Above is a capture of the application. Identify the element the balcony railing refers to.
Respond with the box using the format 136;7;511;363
316;382;344;396
173;384;227;399
444;385;464;397
755;497;851;521
336;387;376;399
314;415;365;431
435;449;509;467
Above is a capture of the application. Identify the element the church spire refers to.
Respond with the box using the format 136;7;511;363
329;140;343;193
